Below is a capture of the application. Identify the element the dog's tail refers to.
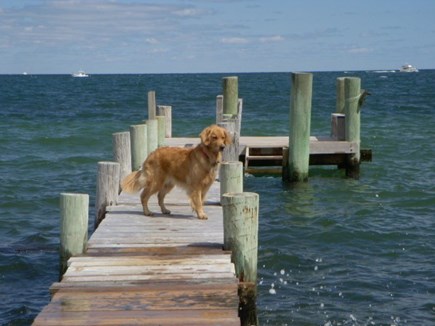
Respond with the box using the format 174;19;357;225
121;170;146;193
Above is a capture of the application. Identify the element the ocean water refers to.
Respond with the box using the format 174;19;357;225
1;71;434;325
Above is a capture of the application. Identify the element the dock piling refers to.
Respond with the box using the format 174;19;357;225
222;192;259;326
344;77;361;178
59;193;89;277
156;115;166;146
129;124;147;171
112;131;132;192
223;76;239;116
146;119;158;153
219;161;243;202
148;90;156;120
285;72;313;182
157;105;172;138
95;161;120;228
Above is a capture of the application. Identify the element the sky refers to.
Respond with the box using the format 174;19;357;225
0;0;434;74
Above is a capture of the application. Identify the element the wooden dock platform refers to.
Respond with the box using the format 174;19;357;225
33;182;241;326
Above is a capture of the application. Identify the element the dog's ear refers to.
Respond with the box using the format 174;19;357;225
224;128;232;145
200;126;211;145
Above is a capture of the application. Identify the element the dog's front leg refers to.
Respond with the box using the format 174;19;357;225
190;190;208;220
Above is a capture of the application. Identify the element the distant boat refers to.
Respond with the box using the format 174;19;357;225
399;64;418;73
72;70;89;78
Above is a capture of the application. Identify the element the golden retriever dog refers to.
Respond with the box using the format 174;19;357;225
121;124;232;220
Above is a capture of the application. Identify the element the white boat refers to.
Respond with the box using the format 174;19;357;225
399;64;418;73
72;70;89;77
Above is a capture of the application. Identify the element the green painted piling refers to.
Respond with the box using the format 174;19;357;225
129;124;147;171
146;119;158;154
344;77;361;178
286;72;313;182
336;77;346;113
219;161;243;201
59;193;89;277
156;116;166;147
148;90;156;120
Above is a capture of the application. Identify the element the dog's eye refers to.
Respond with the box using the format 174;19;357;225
212;135;218;140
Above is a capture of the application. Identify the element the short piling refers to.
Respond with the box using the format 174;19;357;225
59;193;89;277
95;161;120;229
285;72;313;182
129;124;147;171
221;192;259;325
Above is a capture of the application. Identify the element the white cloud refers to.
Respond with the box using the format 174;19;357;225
259;35;284;43
220;37;250;44
347;47;373;54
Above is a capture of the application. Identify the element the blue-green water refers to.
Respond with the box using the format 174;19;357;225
1;71;434;325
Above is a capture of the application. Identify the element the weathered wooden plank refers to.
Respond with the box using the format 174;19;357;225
61;272;237;283
50;277;238;294
45;287;239;311
67;255;232;267
33;309;240;326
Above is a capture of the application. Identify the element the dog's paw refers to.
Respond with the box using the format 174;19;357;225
161;208;171;215
144;210;154;217
197;214;208;220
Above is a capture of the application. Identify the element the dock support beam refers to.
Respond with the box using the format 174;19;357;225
129;124;147;171
59;193;89;277
222;192;259;326
285;72;313;182
344;77;361;178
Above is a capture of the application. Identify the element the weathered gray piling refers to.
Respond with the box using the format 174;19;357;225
95;161;120;228
59;193;89;277
129;124;147;171
112;131;132;191
285;72;313;182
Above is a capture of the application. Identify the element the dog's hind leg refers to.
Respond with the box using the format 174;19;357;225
140;186;154;216
158;182;174;215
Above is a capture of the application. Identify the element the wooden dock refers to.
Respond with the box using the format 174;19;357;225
33;182;241;326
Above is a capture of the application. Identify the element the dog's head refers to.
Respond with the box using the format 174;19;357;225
200;124;232;152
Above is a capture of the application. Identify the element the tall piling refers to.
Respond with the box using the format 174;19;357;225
222;192;259;326
95;161;120;228
344;77;361;178
285;72;313;182
223;77;238;116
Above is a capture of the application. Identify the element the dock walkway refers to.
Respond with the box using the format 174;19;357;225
33;182;241;326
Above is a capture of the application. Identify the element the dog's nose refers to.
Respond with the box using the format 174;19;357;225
220;144;226;151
